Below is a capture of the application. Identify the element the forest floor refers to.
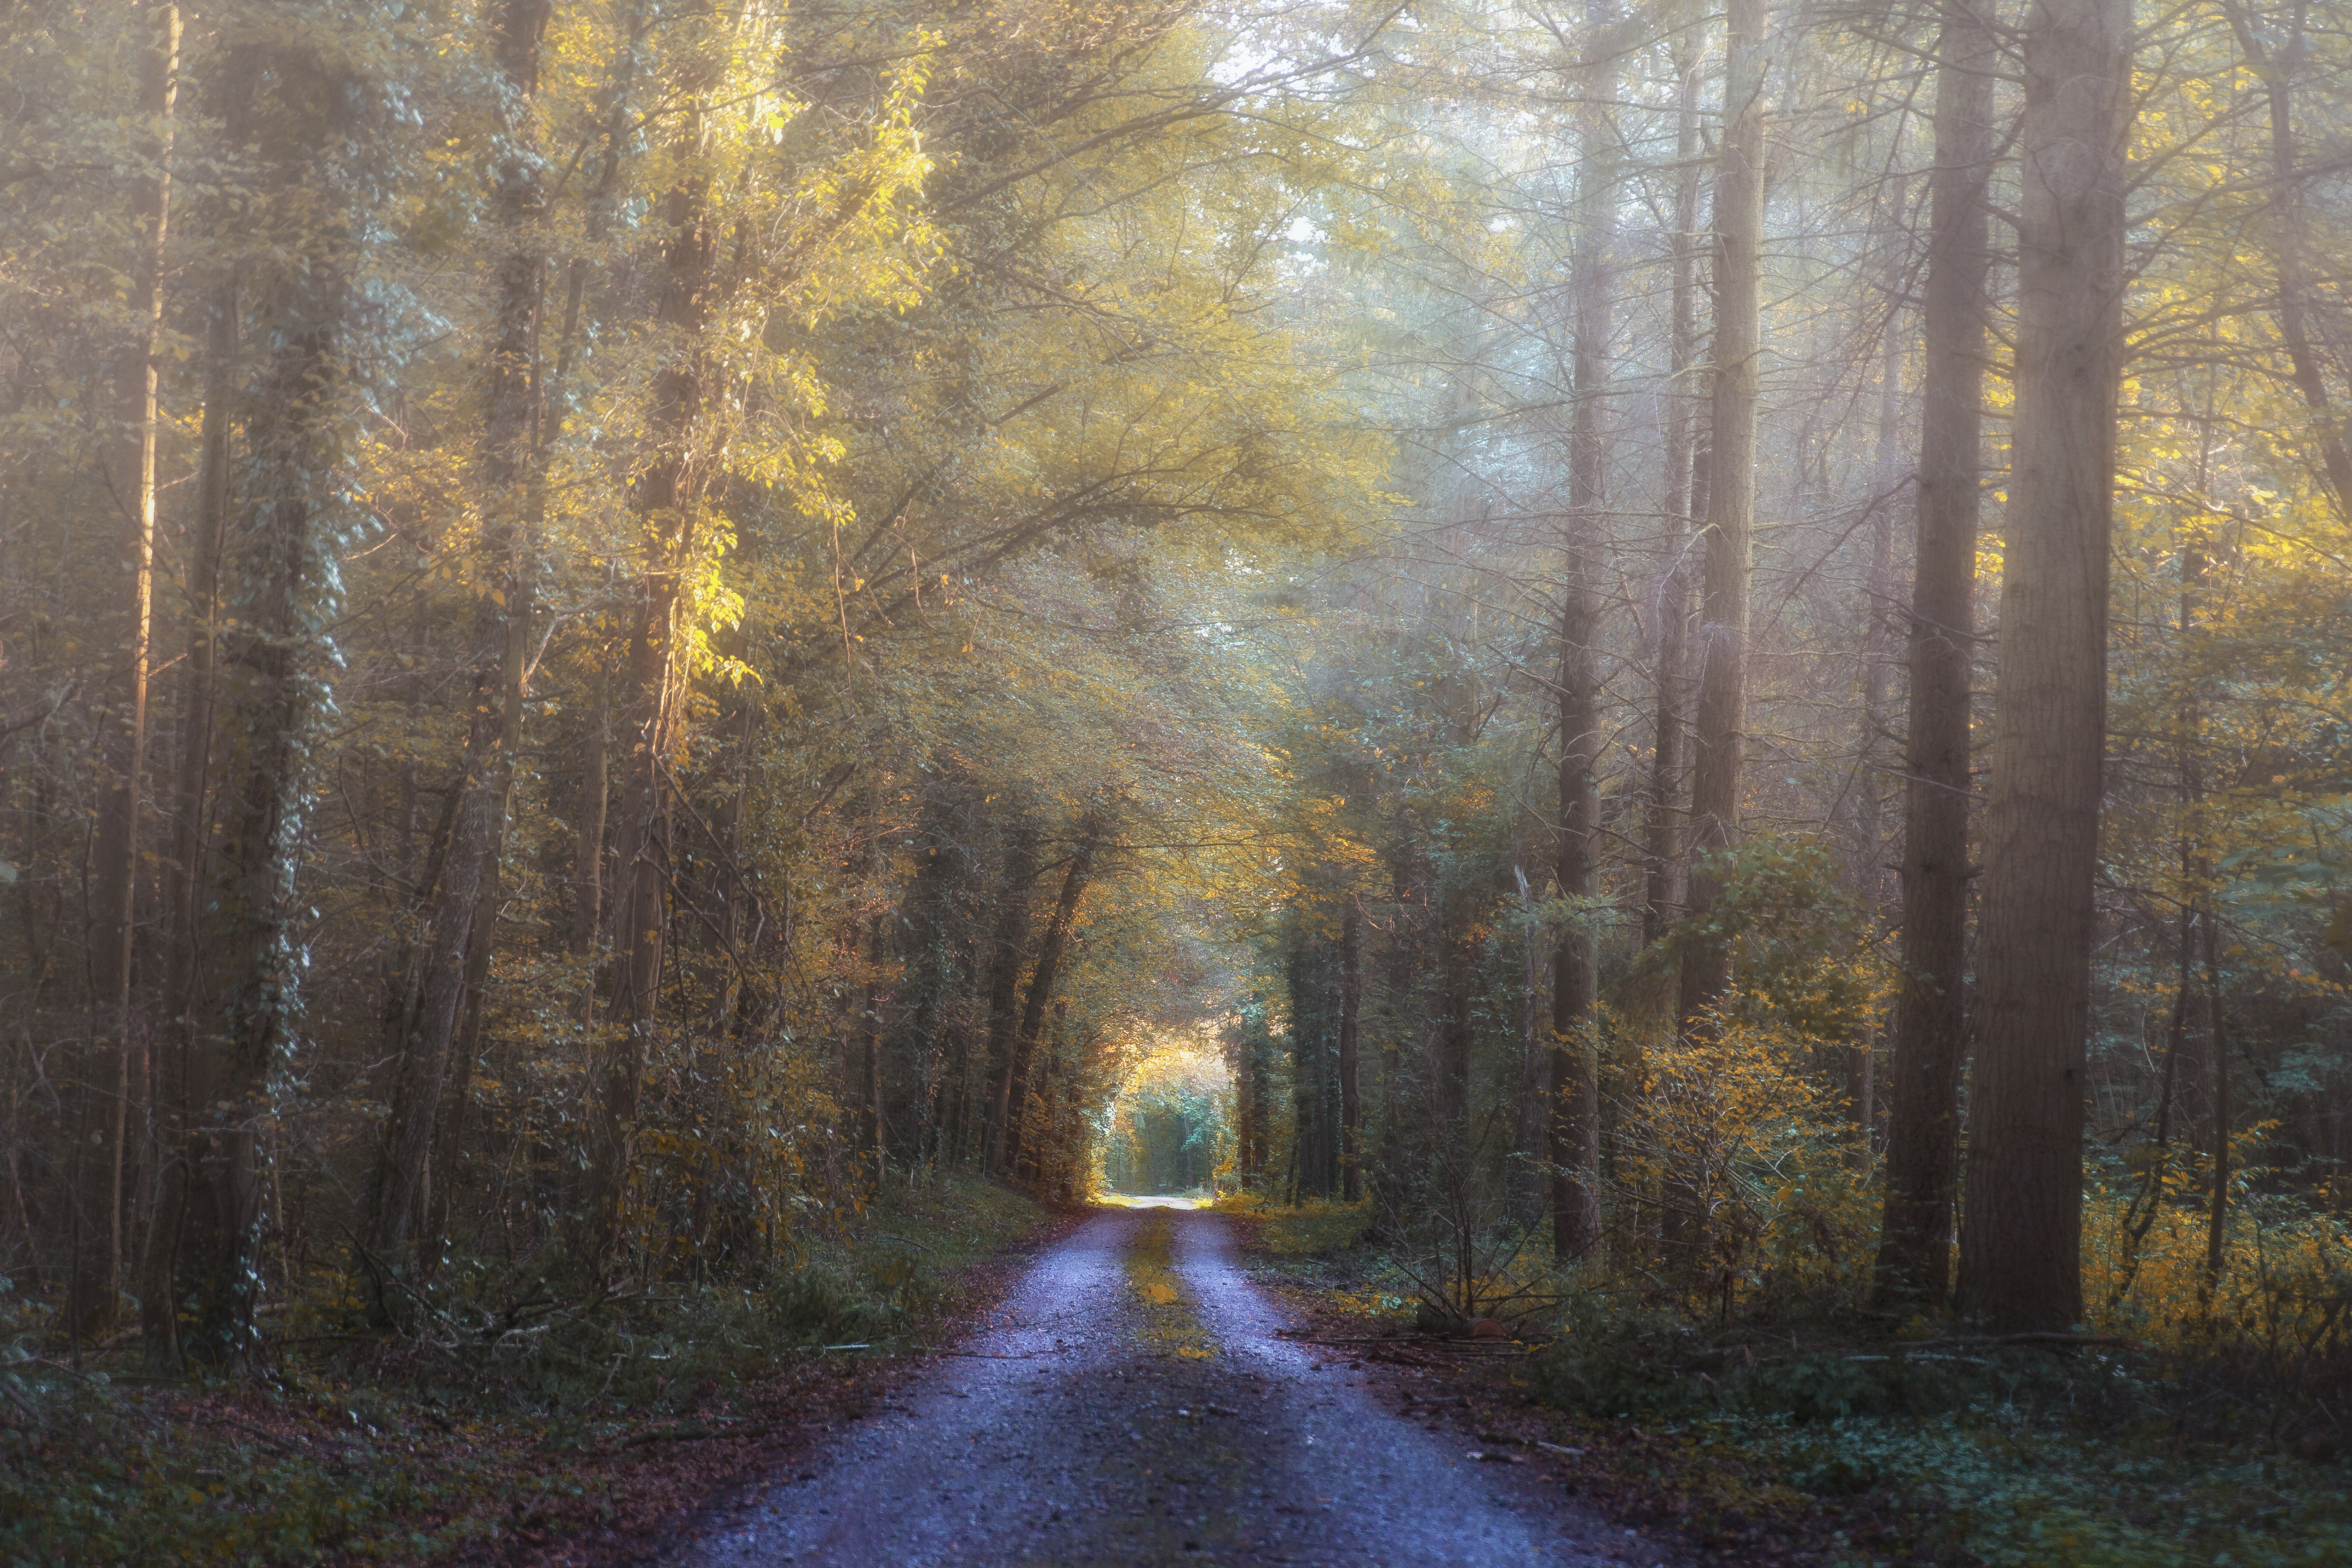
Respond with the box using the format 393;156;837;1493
1234;1201;2352;1568
16;1189;2350;1566
0;1177;1072;1566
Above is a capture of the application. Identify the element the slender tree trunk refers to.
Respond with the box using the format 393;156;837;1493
1956;0;2131;1333
1551;7;1615;1261
364;0;547;1273
142;276;235;1373
74;0;178;1341
1436;921;1474;1142
1339;903;1361;1203
1289;927;1325;1200
2219;1;2352;513
2203;912;2230;1280
1676;0;1767;1030
997;825;1097;1175
586;78;717;1270
1641;47;1705;949
1853;174;1905;1163
1874;0;1994;1307
573;673;610;957
974;819;1038;1168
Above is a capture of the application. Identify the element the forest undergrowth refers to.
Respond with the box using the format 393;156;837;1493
1235;1194;2352;1567
0;1178;1053;1568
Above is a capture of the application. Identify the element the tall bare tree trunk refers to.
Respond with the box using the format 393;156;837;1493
2219;1;2352;513
1641;44;1706;949
142;275;235;1373
1338;903;1362;1202
1875;0;1994;1307
973;818;1037;1167
1956;0;2131;1333
75;0;178;1342
1676;0;1766;1030
998;820;1100;1175
1551;4;1615;1261
2202;912;2230;1279
1852;172;1907;1165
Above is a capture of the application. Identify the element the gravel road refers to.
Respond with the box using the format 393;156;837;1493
672;1205;1674;1566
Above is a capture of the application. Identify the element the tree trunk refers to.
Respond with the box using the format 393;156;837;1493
974;818;1038;1167
1339;903;1362;1202
586;81;717;1272
363;0;547;1274
1852;173;1905;1165
1288;927;1327;1200
1956;0;2131;1333
2219;1;2352;513
1676;0;1766;1029
572;673;610;957
74;0;178;1342
1551;7;1615;1261
1874;0;1994;1308
996;824;1097;1175
1641;45;1706;949
142;274;236;1373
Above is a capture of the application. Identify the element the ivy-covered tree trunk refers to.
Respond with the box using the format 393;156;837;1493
182;32;377;1363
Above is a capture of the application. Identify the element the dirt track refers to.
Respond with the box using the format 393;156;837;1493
671;1206;1674;1566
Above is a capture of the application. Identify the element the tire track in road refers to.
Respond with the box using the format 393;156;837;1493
672;1207;1671;1566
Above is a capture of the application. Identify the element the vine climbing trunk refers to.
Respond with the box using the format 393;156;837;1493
180;36;377;1365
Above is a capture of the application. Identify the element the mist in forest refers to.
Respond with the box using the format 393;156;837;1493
4;1;2350;1561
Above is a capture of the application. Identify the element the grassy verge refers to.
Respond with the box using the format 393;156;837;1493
1223;1203;2352;1567
0;1176;1052;1567
1210;1192;1377;1260
1122;1212;1215;1360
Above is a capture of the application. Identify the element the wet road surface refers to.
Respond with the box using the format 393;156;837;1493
673;1207;1673;1566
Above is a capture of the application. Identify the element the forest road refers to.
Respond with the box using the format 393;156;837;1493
670;1207;1670;1567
